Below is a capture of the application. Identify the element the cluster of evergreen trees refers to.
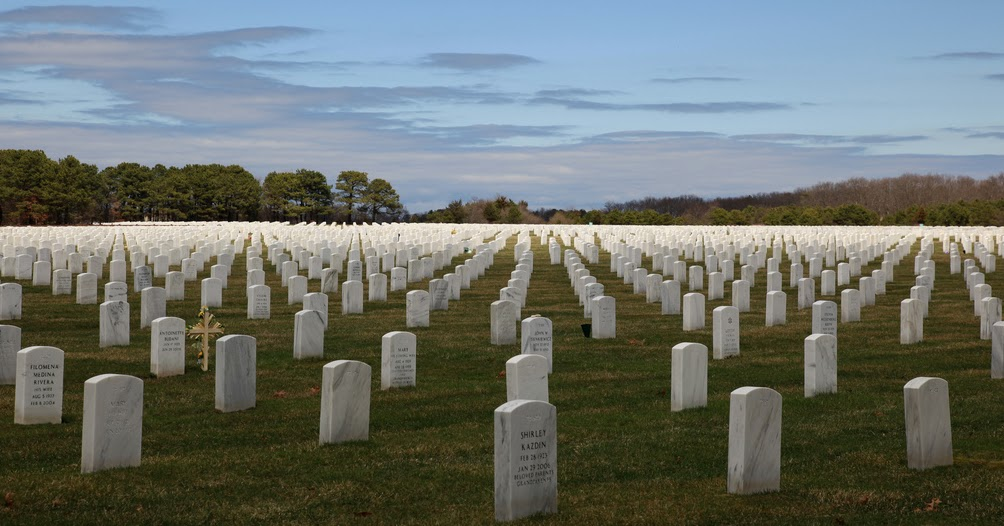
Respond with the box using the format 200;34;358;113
0;150;402;225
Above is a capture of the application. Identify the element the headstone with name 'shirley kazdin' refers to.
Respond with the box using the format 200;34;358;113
494;399;557;522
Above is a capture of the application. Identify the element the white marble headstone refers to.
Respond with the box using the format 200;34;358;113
99;300;130;348
682;292;706;331
140;286;166;329
804;334;837;397
368;273;388;302
215;334;256;412
672;342;708;411
319;360;371;444
590;295;616;339
81;374;143;473
406;290;431;328
727;386;782;494
661;280;681;316
293;309;325;359
201;277;223;308
381;331;416;389
52;268;72;295
904;376;952;470
303;292;329;330
712;306;740;359
506;354;548;402
287;273;305;305
492;300;520;345
14;346;64;424
841;289;860;323
0;283;21;320
811;300;838;337
900;298;924;344
520;316;553;373
993;321;1004;379
494;399;557;522
76;273;98;305
342;280;364;314
0;324;20;385
151;316;186;377
247;284;271;319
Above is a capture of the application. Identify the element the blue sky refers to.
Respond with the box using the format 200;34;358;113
1;1;1002;212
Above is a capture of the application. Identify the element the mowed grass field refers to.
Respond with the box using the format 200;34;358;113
2;231;1004;525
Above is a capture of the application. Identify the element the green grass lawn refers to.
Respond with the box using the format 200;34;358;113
2;231;1004;525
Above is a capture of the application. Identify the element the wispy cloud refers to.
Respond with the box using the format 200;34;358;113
534;88;618;97
986;73;1004;81
651;76;744;83
0;28;519;127
920;51;1004;60
941;126;1004;140
0;5;160;32
968;132;1004;140
530;96;789;113
583;130;723;144
413;124;570;146
733;133;927;145
0;93;42;105
419;53;540;71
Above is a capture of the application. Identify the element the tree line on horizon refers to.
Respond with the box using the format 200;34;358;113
3;149;1003;227
0;149;403;225
414;173;1004;227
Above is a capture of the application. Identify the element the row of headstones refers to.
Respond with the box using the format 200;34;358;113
488;243;536;344
896;240;996;346
4;328;420;464
949;243;1004;378
493;371;955;521
6;312;553;478
597;227;912;279
559;239;855;341
88;232;503;348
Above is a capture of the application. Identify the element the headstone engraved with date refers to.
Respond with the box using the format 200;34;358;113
494;399;557;521
381;331;416;390
14;346;65;424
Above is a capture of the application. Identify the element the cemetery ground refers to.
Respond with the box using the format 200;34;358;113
2;233;1004;524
